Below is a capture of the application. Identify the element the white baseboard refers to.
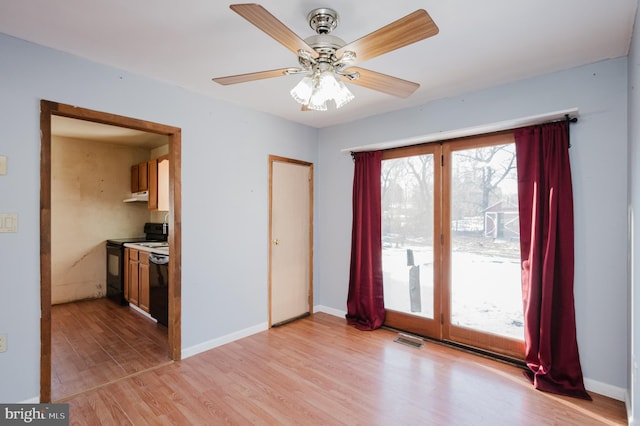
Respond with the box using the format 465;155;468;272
181;308;348;360
626;390;634;425
181;322;268;359
584;377;626;401
20;396;40;404
313;305;346;318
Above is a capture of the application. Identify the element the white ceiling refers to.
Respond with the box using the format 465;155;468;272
1;1;637;128
51;116;169;148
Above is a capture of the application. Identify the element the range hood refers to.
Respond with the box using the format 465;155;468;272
123;191;149;203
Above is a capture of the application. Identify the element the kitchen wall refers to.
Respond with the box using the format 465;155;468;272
316;57;629;399
0;32;318;403
51;135;150;304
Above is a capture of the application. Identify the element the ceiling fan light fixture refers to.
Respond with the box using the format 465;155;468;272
307;91;328;111
330;76;354;109
290;71;354;111
290;76;314;104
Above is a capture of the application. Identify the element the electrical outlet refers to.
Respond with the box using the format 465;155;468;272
0;214;17;233
0;335;6;353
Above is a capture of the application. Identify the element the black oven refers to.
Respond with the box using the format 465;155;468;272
106;223;167;305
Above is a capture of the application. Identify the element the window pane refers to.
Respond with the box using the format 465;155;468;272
381;155;434;319
449;143;523;340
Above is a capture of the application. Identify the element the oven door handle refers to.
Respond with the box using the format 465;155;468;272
149;253;169;265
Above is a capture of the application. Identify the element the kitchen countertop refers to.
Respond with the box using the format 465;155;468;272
124;242;169;256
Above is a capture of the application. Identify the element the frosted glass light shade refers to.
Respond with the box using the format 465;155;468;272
290;71;354;111
290;76;313;105
333;78;354;109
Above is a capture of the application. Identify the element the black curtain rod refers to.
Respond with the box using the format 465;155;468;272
565;114;578;148
350;113;579;157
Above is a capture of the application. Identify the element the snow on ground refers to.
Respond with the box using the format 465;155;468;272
382;239;524;340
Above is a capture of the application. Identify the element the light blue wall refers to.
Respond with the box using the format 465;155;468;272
316;58;629;394
0;27;632;404
628;2;640;423
0;33;318;402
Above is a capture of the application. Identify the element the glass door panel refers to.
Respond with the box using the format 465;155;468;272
445;138;524;358
382;155;435;318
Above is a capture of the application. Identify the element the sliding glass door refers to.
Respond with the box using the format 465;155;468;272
382;144;441;338
382;133;524;359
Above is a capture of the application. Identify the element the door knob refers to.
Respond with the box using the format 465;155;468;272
273;239;280;246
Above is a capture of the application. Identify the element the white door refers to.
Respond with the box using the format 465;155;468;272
269;157;313;326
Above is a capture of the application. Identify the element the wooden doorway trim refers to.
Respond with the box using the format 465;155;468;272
39;100;182;402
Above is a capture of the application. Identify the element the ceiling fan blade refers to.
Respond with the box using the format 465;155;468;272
230;4;319;58
336;10;438;65
212;68;294;85
343;67;420;98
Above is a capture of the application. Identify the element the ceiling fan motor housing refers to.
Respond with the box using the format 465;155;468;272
302;10;345;70
304;34;345;52
307;8;339;34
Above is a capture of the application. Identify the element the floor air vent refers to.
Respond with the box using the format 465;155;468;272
394;333;424;349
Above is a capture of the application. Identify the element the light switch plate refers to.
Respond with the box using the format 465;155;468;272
0;156;6;175
0;214;18;233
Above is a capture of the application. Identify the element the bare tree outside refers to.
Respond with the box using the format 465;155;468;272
451;144;517;223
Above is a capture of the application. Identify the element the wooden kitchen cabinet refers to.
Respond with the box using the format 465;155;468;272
125;248;150;313
147;159;158;210
138;161;149;192
139;252;150;313
130;161;149;193
127;248;139;306
148;155;169;211
130;156;168;211
157;156;169;211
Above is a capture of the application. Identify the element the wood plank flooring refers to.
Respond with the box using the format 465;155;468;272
60;310;627;425
51;298;170;402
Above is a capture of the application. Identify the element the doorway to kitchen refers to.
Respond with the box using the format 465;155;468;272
40;100;182;402
268;156;313;327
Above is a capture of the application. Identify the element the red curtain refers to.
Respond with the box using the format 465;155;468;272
346;151;385;330
514;121;590;400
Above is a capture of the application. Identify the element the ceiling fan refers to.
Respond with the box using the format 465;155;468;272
212;4;439;111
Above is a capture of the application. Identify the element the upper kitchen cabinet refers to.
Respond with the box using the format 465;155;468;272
129;155;169;211
131;161;149;193
157;156;169;212
148;159;158;210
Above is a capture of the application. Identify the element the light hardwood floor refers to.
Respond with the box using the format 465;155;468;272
51;298;170;401
58;303;627;425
